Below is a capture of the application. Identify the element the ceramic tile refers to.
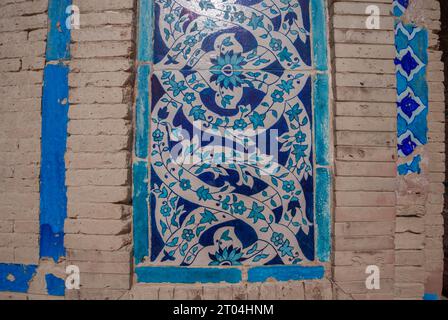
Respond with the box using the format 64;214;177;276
153;0;312;71
140;0;329;268
394;21;428;174
149;69;314;266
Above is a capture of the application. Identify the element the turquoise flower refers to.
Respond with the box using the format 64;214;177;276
292;144;307;161
232;201;247;215
282;180;295;193
294;131;306;143
152;129;164;142
248;202;265;223
168;79;187;96
233;119;248;131
286;103;303;122
249;111;266;129
180;179;191;191
182;229;194;242
279;239;294;257
184;35;197;47
271;232;284;246
233;11;246;23
196;186;213;201
278;79;294;94
271;90;284;103
161;204;171;217
269;38;282;51
248;13;264;30
210;50;247;90
183;93;196;104
189;106;206;121
164;14;175;24
204;18;217;30
278;47;293;62
209;245;243;266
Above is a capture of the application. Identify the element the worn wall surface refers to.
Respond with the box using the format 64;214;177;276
0;0;445;300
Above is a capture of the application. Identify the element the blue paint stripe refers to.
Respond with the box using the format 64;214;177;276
39;0;73;265
311;0;328;71
45;274;65;296
248;265;324;282
136;267;242;284
314;73;330;166
133;161;149;263
0;264;37;293
135;65;150;159
316;167;331;262
40;64;69;262
138;0;154;62
46;0;72;61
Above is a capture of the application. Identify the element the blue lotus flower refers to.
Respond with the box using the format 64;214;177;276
209;245;244;266
210;50;247;90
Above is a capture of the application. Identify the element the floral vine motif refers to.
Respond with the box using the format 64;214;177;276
150;0;315;266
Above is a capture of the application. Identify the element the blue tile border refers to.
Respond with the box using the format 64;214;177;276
137;0;154;63
314;73;330;167
133;0;332;284
136;267;242;284
312;0;328;71
133;0;153;266
394;8;429;177
315;168;331;262
248;265;324;282
46;0;72;61
135;65;150;159
133;162;150;263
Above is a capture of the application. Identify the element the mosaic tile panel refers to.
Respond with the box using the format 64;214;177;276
137;0;330;269
394;12;429;176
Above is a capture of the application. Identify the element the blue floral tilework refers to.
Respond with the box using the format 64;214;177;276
395;21;428;175
135;0;330;272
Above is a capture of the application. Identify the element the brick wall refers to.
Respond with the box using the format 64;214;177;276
64;0;135;300
0;0;48;269
330;0;397;300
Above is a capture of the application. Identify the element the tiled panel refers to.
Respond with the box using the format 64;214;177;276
393;11;429;175
138;0;330;271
